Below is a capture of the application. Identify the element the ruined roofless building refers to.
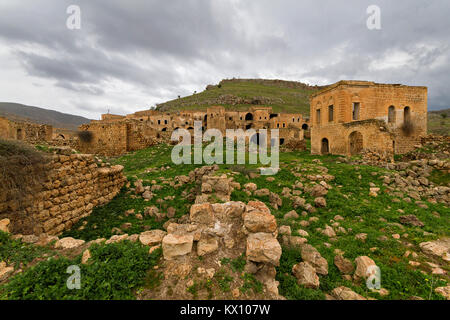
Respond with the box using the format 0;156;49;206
78;106;308;156
310;80;427;157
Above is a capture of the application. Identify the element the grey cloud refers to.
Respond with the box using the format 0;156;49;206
0;0;449;117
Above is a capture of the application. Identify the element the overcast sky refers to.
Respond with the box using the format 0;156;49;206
0;0;449;119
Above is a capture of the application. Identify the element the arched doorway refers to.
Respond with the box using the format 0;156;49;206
349;131;363;155
321;138;329;154
279;138;285;146
245;113;254;121
302;124;309;130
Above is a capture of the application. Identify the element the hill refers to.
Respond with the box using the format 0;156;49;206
428;108;450;135
0;102;91;131
155;78;324;115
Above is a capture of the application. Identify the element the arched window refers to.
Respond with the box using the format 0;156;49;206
388;106;396;123
404;107;411;123
245;113;253;121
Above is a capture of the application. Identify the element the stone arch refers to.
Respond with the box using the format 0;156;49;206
321;138;329;154
245;113;254;121
404;106;411;123
388;106;396;123
349;131;363;155
302;123;309;130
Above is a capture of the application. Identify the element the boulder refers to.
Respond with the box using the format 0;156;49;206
314;197;327;208
162;234;194;260
246;233;281;266
0;219;10;233
190;203;215;226
331;286;366;300
301;244;328;275
284;210;299;219
139;230;167;246
354;256;377;280
334;255;354;274
399;215;424;227
435;286;450;300
197;236;219;256
292;262;320;289
55;237;85;250
419;239;450;262
243;203;277;233
0;261;14;281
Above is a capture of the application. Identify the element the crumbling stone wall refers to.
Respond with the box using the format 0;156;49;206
0;116;53;144
0;151;126;235
310;81;428;156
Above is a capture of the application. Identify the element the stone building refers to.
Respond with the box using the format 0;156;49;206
0;116;53;143
78;106;308;156
310;81;427;157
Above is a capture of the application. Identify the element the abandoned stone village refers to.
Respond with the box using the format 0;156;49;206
0;80;449;300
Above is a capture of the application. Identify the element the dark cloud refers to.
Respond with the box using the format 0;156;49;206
0;0;449;118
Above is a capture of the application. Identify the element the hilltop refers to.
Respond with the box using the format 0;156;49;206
155;78;324;115
0;102;91;131
429;108;450;136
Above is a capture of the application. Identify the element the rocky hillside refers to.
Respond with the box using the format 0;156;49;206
0;102;91;131
1;141;448;300
156;78;324;115
428;108;450;136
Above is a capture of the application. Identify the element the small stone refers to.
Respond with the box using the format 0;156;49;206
81;249;91;264
292;262;320;289
55;237;85;250
334;255;354;274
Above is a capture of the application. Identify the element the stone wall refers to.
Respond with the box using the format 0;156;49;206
0;116;53;144
0;151;126;235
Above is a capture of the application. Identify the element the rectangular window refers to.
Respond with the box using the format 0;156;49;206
328;105;334;122
352;103;360;120
316;109;321;124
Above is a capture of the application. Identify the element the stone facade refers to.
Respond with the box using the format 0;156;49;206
310;81;428;157
78;106;307;156
0;116;53;144
0;151;126;235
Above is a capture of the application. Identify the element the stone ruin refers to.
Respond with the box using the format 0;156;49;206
147;200;282;299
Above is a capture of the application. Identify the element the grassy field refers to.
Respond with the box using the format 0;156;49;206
1;141;449;300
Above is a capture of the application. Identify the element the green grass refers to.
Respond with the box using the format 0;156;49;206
6;136;448;300
1;241;161;300
0;231;55;270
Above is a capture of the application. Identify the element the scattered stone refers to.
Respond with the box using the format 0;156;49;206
197;236;219;256
292;262;320;289
0;219;10;233
334;255;354;274
301;244;328;275
81;249;91;264
399;215;424;227
55;237;85;250
331;286;366;300
354;256;377;281
284;210;299;219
